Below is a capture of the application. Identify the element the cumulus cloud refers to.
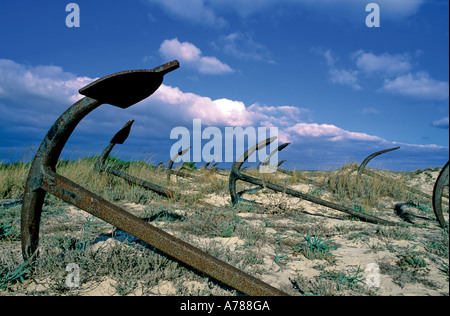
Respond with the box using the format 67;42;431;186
215;32;275;64
329;68;361;90
431;117;449;129
147;84;311;128
317;49;361;90
0;58;91;105
382;72;449;100
159;38;234;75
285;123;383;142
353;50;412;75
318;50;449;100
146;84;250;126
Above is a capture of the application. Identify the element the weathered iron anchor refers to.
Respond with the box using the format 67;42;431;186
95;119;175;198
358;147;448;228
229;137;403;226
21;61;287;296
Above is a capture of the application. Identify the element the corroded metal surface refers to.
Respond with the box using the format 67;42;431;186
432;161;449;228
41;169;286;296
21;60;288;296
229;138;402;226
79;61;179;108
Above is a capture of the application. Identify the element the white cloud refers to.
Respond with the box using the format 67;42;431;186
147;83;257;126
317;49;361;90
216;32;275;63
159;38;234;75
360;107;379;115
431;117;449;129
149;84;309;127
0;59;91;104
319;50;449;100
374;0;425;19
329;68;361;90
353;50;412;75
286;123;383;142
382;72;449;100
322;50;337;67
146;0;226;27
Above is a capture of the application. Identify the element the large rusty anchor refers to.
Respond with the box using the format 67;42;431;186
21;61;287;296
229;137;403;226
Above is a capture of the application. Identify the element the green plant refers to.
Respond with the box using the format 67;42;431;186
319;267;365;290
294;233;336;260
0;222;14;239
218;222;235;238
182;161;198;170
406;201;432;213
441;262;449;281
397;253;427;270
0;260;32;290
274;249;289;267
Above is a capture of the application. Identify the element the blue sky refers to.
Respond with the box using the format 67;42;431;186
0;0;448;171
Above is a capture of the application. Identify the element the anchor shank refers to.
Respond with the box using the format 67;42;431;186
97;164;175;198
41;169;287;296
236;172;400;226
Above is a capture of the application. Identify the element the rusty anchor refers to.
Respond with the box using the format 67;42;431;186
95;119;175;198
96;122;216;209
21;61;287;296
358;147;448;227
235;143;291;203
229;137;403;226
